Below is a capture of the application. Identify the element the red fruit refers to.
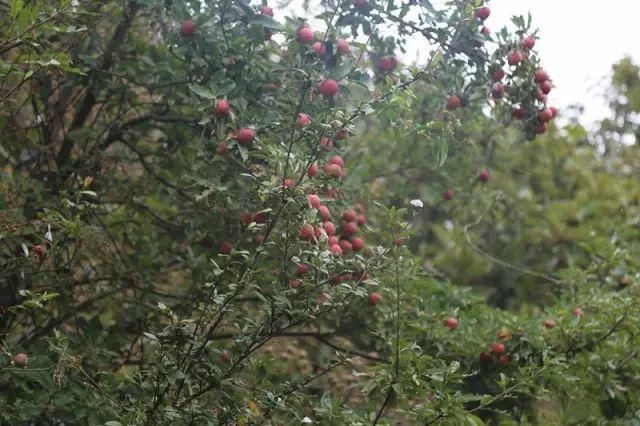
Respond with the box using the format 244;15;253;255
324;163;342;179
336;38;350;54
237;128;255;145
474;6;491;20
219;242;232;255
289;279;302;288
491;82;505;99
215;99;230;117
481;26;491;36
479;351;493;365
308;194;321;209
318;79;339;97
308;162;319;178
298;26;314;44
354;0;368;8
444;317;458;330
339;239;352;252
443;189;454;200
259;5;274;17
492;68;506;81
312;41;326;57
283;178;295;189
540;80;553;95
323;221;336;236
573;306;584;317
478;169;490;183
512;105;526;119
377;56;397;72
543;318;556;329
522;36;536;50
299;224;315;241
320;136;334;151
536;90;548;103
507;51;522;66
446;95;461;110
13;353;28;367
342;209;357;222
314;226;326;240
296;113;311;127
181;20;196;37
297;263;310;275
491;342;505;355
33;244;46;259
539;108;553;123
240;211;252;225
328;236;339;246
330;243;343;256
351;237;364;252
334;128;349;140
497;354;510;367
534;122;547;134
216;142;227;155
253;211;268;223
550;106;559;118
368;292;383;306
318;205;331;221
356;214;367;226
329;156;345;167
534;69;549;83
394;237;405;247
341;221;358;237
218;351;231;364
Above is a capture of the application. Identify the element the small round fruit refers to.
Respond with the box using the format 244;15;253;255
298;26;314;44
216;142;228;155
497;354;510;367
308;194;321;209
240;211;252;226
308;162;319;178
443;189;454;200
479;351;493;365
259;5;274;17
218;351;231;364
534;69;549;83
33;244;46;259
341;221;358;237
283;178;295;189
289;279;302;288
543;318;556;329
330;243;343;256
253;211;268;223
368;292;383;306
324;163;342;179
573;306;584;317
507;51;522;66
219;242;232;255
351;237;364;252
491;342;505;355
356;214;367;226
512;105;526;119
492;68;506;81
539;108;553;123
297;263;310;275
181;20;196;37
336;38;350;54
334;128;349;140
550;106;559;118
299;224;315;241
522;36;536;50
328;236;339;246
318;79;339;97
323;221;336;236
13;353;28;367
394;237;405;247
491;82;505;99
342;209;357;222
444;317;458;330
339;239;352;252
540;80;553;94
312;41;326;56
446;95;461;110
237;128;255;145
215;99;230;117
377;56;397;72
318;205;331;220
329;155;345;167
478;169;490;183
474;6;491;20
296;113;311;127
534;122;547;135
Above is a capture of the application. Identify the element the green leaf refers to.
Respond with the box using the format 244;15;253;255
250;15;282;30
188;84;216;99
331;59;354;80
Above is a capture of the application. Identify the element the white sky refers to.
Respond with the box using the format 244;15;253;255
281;0;640;127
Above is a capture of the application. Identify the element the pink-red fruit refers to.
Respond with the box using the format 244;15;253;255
259;5;274;17
181;20;196;37
368;292;383;306
478;169;490;183
336;39;350;54
475;7;491;20
491;342;506;355
237;128;255;145
447;95;461;110
219;242;232;255
296;113;311;127
444;317;458;330
543;318;556;329
215;99;230;117
13;353;28;367
298;27;314;44
318;79;339;97
522;36;536;50
507;51;522;66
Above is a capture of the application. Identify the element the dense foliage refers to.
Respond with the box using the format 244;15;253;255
1;0;639;424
